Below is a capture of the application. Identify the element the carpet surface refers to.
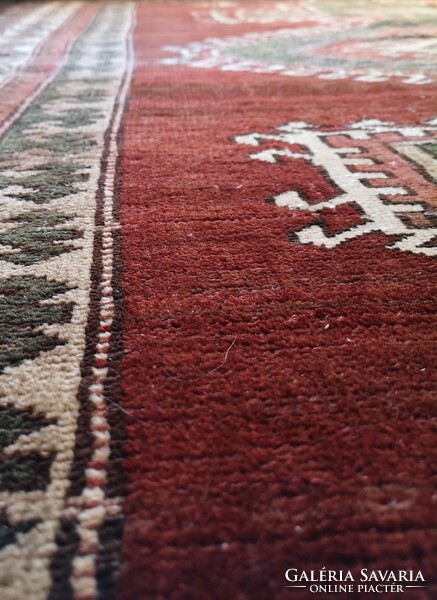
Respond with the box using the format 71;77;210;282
0;1;436;599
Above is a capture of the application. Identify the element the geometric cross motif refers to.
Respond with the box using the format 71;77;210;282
235;119;437;255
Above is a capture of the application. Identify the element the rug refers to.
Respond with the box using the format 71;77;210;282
0;1;436;599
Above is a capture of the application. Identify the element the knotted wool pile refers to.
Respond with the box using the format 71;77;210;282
0;1;436;599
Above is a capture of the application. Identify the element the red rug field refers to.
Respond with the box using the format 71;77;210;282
0;1;436;599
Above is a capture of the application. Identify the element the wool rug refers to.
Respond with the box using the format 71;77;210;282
0;1;436;599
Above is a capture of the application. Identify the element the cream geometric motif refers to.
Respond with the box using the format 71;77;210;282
162;22;436;86
235;119;437;255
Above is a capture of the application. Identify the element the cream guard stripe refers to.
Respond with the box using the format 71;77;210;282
0;4;134;600
71;6;136;599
